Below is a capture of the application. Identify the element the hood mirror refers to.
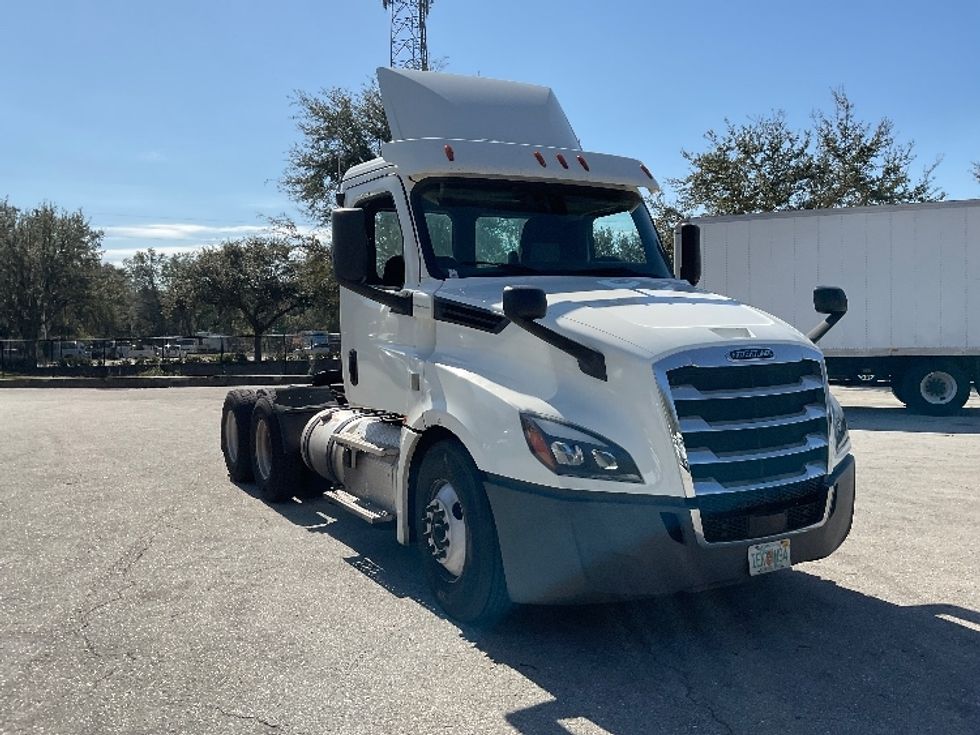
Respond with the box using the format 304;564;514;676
503;286;548;321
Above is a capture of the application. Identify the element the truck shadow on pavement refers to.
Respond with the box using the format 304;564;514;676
235;482;980;735
841;405;980;434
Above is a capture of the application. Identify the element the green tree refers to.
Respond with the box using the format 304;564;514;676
675;111;812;216
84;263;135;336
972;162;980;184
805;89;942;208
123;248;169;335
192;236;311;362
670;89;943;221
645;190;690;262
0;200;103;357
282;82;390;225
161;253;215;336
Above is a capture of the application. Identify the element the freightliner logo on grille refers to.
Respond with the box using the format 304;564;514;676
728;347;775;361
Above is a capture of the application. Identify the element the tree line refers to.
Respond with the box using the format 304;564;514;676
0;202;338;362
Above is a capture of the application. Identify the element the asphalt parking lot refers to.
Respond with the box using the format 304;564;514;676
1;386;978;734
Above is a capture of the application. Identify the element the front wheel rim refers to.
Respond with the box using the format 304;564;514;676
224;411;239;464
255;418;272;480
920;371;957;404
423;481;467;578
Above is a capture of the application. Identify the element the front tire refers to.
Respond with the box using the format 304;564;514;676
250;396;311;503
901;362;971;415
414;440;510;624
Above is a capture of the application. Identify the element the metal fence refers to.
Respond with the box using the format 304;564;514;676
0;333;341;376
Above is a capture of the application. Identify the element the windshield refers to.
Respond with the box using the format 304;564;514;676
412;178;672;279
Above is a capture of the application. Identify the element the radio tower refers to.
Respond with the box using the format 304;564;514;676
382;0;433;70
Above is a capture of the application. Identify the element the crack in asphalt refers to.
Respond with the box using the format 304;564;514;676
214;704;282;731
161;700;284;732
70;469;207;662
617;604;737;735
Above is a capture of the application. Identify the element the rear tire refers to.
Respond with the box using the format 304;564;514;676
901;362;971;415
221;389;258;481
414;439;510;624
250;396;312;503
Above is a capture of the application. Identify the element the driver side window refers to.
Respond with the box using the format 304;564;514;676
358;194;404;289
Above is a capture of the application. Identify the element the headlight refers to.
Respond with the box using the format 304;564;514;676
828;394;851;470
520;413;642;483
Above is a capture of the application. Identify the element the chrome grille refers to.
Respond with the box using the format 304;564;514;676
657;347;830;500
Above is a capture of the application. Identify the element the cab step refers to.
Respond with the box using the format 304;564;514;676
323;488;394;525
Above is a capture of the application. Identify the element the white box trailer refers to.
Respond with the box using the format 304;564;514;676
688;200;980;414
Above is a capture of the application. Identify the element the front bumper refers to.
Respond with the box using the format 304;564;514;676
484;454;855;604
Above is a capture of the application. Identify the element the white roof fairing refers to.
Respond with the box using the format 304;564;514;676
377;67;581;149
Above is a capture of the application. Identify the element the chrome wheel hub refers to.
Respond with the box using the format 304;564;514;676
423;482;466;577
920;371;956;404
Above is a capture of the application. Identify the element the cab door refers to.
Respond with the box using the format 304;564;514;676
340;176;425;414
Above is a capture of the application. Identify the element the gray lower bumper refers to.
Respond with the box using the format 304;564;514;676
484;455;856;605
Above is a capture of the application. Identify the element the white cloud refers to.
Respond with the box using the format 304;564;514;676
98;220;330;265
101;223;268;240
101;244;205;265
137;150;166;163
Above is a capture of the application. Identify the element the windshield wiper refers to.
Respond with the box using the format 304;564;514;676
456;260;542;275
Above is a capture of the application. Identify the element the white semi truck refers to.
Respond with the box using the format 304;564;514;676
689;201;980;415
219;68;856;622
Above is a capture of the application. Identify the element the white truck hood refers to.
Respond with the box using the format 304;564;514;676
434;276;807;360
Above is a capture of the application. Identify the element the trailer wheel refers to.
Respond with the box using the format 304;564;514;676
415;439;510;624
221;389;258;481
250;396;311;503
901;362;971;415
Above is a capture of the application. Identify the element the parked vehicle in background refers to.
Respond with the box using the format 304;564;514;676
123;342;158;359
87;339;135;360
195;333;231;353
691;200;980;414
51;341;91;361
157;338;200;358
220;68;855;624
296;332;340;358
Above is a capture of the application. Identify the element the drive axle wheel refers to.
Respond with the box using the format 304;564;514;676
221;389;258;481
249;396;312;503
901;362;970;416
415;440;510;624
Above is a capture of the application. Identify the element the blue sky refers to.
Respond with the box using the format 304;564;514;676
2;0;978;264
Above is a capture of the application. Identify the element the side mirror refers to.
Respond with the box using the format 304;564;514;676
331;208;369;284
676;223;702;286
808;286;848;343
502;286;548;321
813;286;847;315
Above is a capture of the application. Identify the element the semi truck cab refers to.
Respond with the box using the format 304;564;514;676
220;68;855;623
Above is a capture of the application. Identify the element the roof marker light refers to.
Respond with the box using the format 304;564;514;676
444;144;455;161
640;164;653;179
577;155;590;171
534;151;547;167
556;153;569;169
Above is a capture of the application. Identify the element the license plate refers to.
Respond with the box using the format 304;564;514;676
748;538;791;576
